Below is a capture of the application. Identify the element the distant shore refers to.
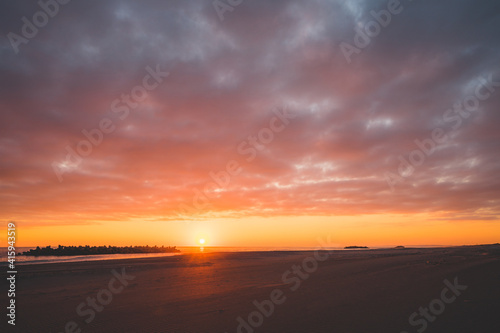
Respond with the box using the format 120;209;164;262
20;245;180;256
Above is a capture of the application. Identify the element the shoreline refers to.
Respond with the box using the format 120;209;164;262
4;243;498;267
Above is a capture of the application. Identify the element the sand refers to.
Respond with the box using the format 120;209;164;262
3;245;500;333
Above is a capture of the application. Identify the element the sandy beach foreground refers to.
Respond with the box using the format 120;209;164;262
3;245;500;333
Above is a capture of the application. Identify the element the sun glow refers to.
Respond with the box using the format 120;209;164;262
199;238;206;245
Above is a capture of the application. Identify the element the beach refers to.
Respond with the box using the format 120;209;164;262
4;245;500;332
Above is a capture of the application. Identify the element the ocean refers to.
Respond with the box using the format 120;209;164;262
1;245;447;265
0;246;346;265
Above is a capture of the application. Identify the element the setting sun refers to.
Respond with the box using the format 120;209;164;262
199;238;206;245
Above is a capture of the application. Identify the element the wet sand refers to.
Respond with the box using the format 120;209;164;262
4;245;500;332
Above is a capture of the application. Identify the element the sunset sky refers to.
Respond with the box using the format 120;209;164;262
1;0;499;247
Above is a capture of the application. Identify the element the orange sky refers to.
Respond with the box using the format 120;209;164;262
1;0;499;248
5;215;500;248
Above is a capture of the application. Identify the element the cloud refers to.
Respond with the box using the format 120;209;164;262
1;0;499;225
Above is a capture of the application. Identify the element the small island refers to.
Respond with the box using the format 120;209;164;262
344;246;369;249
21;245;180;256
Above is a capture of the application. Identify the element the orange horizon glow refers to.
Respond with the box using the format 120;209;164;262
4;214;499;249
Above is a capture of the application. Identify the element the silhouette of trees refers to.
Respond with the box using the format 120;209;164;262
22;245;180;256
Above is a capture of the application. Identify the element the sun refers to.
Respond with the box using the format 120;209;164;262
199;238;205;245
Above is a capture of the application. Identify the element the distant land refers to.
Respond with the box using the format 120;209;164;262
21;245;180;256
344;246;369;249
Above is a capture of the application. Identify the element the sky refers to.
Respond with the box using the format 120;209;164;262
1;0;499;247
